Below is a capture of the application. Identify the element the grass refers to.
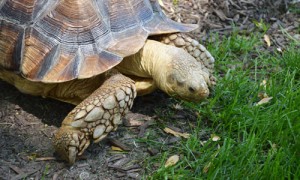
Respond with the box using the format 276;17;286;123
142;31;300;179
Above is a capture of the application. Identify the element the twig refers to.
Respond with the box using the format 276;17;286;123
9;164;24;174
0;123;13;125
138;120;155;138
107;138;131;151
11;168;40;180
35;157;56;161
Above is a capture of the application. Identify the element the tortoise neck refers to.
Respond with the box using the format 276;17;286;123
140;40;170;78
116;40;171;81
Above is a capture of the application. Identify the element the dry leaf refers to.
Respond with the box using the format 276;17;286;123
200;141;207;146
173;103;183;110
255;97;273;106
165;155;179;167
203;162;212;173
164;127;190;138
108;138;131;151
213;9;228;21
123;112;152;127
111;146;123;151
277;47;283;53
258;92;269;99
211;134;221;141
258;79;269;99
264;34;271;47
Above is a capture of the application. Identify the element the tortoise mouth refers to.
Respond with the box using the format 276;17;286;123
180;94;209;102
168;81;210;102
169;90;209;102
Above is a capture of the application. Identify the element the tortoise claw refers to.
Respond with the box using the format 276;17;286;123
53;127;90;165
68;146;78;165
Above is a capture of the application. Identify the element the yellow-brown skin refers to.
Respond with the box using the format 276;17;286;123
52;73;136;165
0;40;211;164
117;40;210;101
0;40;210;104
0;0;215;165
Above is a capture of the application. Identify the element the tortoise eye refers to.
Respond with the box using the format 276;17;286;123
167;74;176;83
188;87;195;93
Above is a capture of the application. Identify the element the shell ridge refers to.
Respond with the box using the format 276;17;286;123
132;0;154;24
0;0;7;9
1;0;198;82
34;0;109;45
0;0;58;25
107;0;139;32
0;19;24;71
13;27;25;71
36;44;60;80
77;47;123;80
41;46;82;82
21;27;57;79
32;1;60;26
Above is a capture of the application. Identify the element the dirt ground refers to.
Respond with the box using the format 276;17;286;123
0;0;299;179
0;80;179;179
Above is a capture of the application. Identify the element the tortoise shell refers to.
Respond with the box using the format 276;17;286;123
0;0;197;82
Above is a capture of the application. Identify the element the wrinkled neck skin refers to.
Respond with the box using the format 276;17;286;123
116;40;172;89
136;41;173;91
116;40;210;102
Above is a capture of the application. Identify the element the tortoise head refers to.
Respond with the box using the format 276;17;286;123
156;48;211;102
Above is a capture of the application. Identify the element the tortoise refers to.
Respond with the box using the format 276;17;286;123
0;0;215;164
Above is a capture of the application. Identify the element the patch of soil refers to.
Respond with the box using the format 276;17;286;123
0;0;299;179
0;79;199;179
164;0;299;47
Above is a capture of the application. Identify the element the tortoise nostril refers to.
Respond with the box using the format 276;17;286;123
188;87;196;93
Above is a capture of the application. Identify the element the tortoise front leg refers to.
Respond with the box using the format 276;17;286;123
53;74;136;165
158;33;216;86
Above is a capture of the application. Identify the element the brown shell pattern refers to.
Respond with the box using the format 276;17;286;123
0;0;197;82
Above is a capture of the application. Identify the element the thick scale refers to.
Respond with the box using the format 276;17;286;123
0;0;196;82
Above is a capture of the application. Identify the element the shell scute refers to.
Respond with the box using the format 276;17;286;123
0;0;198;82
0;20;24;70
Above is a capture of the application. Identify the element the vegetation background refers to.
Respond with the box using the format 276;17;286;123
0;0;299;179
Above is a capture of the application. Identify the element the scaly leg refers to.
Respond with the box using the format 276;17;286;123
53;73;136;164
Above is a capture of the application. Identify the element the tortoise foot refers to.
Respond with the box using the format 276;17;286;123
54;127;90;165
53;73;136;164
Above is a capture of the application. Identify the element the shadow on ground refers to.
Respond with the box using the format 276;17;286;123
0;79;179;179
